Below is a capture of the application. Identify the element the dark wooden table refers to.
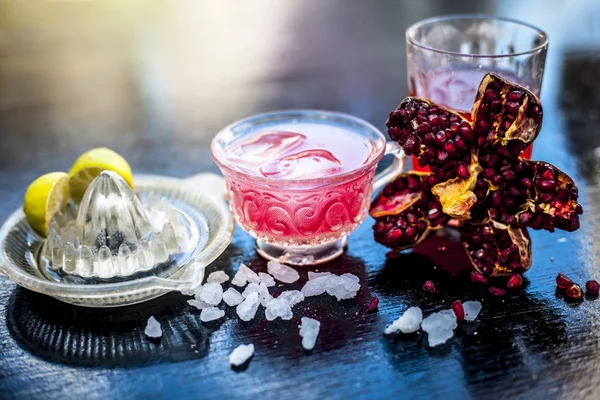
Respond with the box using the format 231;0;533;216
1;1;599;399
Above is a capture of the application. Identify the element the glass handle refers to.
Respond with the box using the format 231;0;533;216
372;141;405;192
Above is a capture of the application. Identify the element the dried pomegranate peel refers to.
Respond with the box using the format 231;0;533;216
374;73;582;278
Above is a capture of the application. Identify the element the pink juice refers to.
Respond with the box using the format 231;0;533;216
223;123;377;246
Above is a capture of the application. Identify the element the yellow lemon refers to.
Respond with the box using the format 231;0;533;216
23;172;70;237
68;147;133;203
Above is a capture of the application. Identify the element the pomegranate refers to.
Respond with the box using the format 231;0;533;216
374;72;583;279
371;173;449;250
585;280;599;297
461;222;531;277
471;271;488;284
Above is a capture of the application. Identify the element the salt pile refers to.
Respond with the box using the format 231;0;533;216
278;290;304;307
223;287;244;306
267;260;300;283
200;307;225;322
229;344;255;367
144;316;162;338
421;310;457;347
207;270;229;284
384;306;423;335
265;298;293;321
462;301;482;321
301;273;360;300
299;317;320;350
258;272;276;287
236;291;260;321
231;263;260;287
199;282;223;306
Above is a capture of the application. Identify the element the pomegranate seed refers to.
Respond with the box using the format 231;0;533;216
471;271;488;284
489;287;506;297
506;274;523;290
457;164;469;180
451;300;465;322
556;273;573;289
367;296;379;312
564;283;583;299
585;280;599;297
423;280;436;293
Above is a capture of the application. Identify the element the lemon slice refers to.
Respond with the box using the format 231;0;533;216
23;172;70;237
68;148;133;203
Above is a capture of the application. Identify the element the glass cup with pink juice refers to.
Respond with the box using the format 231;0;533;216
406;15;548;171
211;110;404;265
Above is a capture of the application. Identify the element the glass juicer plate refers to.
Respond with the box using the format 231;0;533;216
0;174;234;308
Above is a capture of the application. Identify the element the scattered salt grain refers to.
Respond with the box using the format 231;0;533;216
242;282;273;306
144;316;162;338
258;272;276;287
299;317;320;351
229;344;254;367
265;298;293;321
231;263;260;287
236;292;260;321
421;310;457;347
200;307;225;322
223;288;244;306
187;299;211;310
207;270;229;284
384;306;423;335
301;273;360;300
308;271;331;280
199;282;223;306
462;301;482;321
267;260;300;283
557;237;567;243
278;290;304;307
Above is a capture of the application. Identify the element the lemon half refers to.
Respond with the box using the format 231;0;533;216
68;148;133;203
23;172;70;237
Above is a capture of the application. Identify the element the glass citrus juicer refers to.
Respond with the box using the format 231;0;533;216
0;171;234;307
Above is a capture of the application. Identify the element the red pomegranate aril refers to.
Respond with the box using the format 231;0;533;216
505;101;520;115
451;300;465;322
471;271;488;284
423;280;436;293
506;274;523;290
556;273;573;289
540;169;557;181
457;164;469;180
507;90;523;102
585;280;599;297
564;283;583;299
484;89;500;101
520;177;533;189
367;296;380;312
537;180;556;193
489;287;506;297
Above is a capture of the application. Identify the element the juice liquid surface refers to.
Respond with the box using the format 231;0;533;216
225;123;372;180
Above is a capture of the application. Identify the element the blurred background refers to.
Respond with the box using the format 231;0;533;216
0;0;599;219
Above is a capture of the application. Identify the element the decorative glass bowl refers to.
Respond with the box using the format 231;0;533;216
0;174;234;308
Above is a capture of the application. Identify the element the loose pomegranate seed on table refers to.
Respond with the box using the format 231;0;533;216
585;280;599;297
367;297;380;312
470;271;488;284
564;284;584;300
556;273;574;289
372;72;583;282
423;280;436;293
451;300;465;321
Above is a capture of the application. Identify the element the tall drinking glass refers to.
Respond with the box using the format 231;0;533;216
406;15;548;170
